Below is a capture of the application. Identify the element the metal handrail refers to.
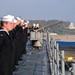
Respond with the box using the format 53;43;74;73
45;31;74;75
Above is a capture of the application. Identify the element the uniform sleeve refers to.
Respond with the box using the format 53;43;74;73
24;28;28;34
18;26;23;33
0;34;5;49
9;29;16;41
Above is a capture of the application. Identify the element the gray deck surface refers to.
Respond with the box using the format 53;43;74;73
13;43;51;75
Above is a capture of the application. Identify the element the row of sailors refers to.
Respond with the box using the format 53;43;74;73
32;23;39;29
0;15;29;75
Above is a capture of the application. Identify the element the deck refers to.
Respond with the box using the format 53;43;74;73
13;44;51;75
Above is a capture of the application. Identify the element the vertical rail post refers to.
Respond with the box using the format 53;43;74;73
56;44;59;75
54;41;57;75
52;39;55;75
72;63;75;75
61;51;65;75
50;38;53;75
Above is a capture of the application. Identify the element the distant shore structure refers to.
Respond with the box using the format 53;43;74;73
50;33;57;35
68;23;75;29
51;35;75;42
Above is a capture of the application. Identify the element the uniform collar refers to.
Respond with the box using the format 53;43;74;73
0;28;9;35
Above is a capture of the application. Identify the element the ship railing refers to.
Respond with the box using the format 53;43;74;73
44;31;75;75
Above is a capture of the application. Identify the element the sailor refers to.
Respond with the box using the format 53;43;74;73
11;17;23;65
0;15;15;75
9;18;17;71
32;23;36;29
36;23;39;29
23;21;29;53
11;17;26;65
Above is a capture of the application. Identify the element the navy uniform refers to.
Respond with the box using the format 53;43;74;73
0;28;15;75
9;29;16;71
23;28;28;53
13;25;24;64
23;21;29;53
0;15;15;75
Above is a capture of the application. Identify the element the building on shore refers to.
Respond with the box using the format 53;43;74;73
67;23;75;29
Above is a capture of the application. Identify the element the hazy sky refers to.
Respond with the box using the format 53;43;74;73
0;0;75;23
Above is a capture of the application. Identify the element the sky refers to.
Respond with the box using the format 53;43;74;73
0;0;75;23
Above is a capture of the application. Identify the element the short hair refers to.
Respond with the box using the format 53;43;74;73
0;21;8;27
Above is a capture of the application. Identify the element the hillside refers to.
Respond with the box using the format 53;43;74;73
29;20;75;35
